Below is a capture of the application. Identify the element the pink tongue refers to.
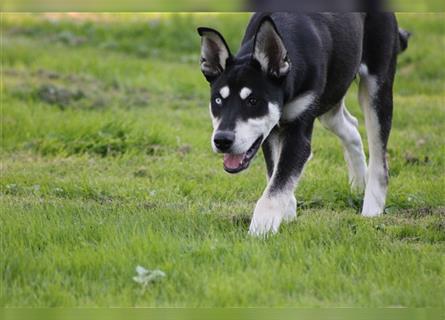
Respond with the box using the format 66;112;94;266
223;154;245;169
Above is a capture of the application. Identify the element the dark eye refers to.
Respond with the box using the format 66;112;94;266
247;97;257;106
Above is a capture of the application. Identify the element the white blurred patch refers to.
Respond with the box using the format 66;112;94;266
239;87;252;100
249;191;296;236
359;63;369;77
133;265;166;290
219;86;230;99
281;92;315;121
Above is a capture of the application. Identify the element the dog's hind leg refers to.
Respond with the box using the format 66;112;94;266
249;119;313;236
359;68;394;217
319;99;367;192
359;13;399;217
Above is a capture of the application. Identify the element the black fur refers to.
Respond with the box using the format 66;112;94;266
198;13;408;225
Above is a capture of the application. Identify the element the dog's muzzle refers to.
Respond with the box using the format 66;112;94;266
223;136;263;174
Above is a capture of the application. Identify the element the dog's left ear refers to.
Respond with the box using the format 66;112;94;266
197;27;232;82
253;17;290;79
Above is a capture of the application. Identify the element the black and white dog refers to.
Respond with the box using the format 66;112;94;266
197;13;409;236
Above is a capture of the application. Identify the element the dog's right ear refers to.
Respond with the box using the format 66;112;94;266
197;27;232;82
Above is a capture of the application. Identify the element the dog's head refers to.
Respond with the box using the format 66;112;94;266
198;17;290;174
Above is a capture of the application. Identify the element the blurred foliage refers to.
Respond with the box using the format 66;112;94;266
1;0;445;11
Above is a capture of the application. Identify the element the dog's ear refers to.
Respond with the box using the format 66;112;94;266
253;17;290;79
197;27;232;82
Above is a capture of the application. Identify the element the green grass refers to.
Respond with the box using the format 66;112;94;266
1;13;444;307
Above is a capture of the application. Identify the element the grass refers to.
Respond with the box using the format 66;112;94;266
1;13;444;307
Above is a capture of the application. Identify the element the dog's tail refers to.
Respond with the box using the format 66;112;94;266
397;28;411;54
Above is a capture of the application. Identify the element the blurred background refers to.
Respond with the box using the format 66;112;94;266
2;0;445;11
2;13;443;156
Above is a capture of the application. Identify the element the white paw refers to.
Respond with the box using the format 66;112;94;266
248;194;294;236
362;194;385;217
361;198;383;217
361;207;382;217
361;176;386;217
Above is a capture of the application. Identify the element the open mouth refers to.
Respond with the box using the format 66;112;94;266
223;136;263;174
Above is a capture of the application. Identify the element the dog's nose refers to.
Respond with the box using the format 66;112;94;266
213;131;235;152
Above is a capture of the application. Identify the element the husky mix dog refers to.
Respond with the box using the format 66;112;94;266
197;13;409;236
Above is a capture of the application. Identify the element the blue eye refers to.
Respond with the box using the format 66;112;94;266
215;97;222;105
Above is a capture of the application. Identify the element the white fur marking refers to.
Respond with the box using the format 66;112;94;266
209;103;220;129
239;87;252;100
359;63;369;77
319;99;367;192
249;156;308;236
269;133;281;174
359;73;387;216
248;191;296;236
230;102;280;155
362;106;386;217
249;105;314;236
264;131;280;183
209;103;221;152
219;86;230;99
282;92;315;121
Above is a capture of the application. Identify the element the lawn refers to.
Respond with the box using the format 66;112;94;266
1;13;444;307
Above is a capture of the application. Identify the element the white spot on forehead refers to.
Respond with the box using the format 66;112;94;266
239;87;252;100
219;86;230;99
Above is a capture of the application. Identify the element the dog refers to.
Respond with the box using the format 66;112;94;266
197;13;409;236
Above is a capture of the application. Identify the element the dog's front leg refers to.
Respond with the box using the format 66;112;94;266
249;120;314;236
